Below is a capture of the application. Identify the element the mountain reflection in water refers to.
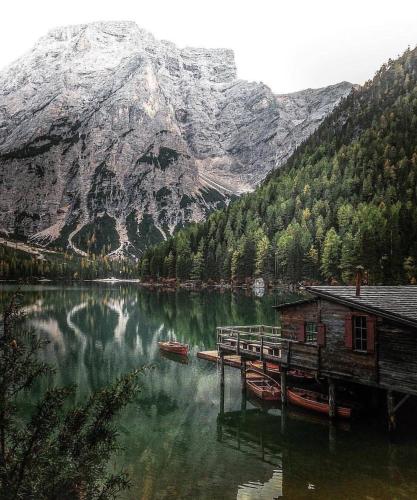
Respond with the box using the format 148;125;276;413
1;284;417;499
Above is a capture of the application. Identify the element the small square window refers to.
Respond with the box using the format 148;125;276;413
353;316;367;352
305;322;317;343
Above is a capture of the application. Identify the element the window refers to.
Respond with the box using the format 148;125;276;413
305;322;317;343
353;315;367;352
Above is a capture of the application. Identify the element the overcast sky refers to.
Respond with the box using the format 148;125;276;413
1;0;417;93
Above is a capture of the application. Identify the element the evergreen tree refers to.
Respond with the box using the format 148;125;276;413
0;295;143;499
135;45;417;285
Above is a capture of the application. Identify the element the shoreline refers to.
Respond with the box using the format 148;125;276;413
0;276;309;294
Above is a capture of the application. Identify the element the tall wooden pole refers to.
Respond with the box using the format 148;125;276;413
328;378;336;419
280;404;287;434
281;367;287;405
220;352;225;388
387;390;396;432
241;358;247;387
219;375;225;417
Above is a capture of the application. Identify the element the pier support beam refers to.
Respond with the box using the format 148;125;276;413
281;367;287;405
241;358;247;379
219;379;225;417
280;405;287;434
220;352;225;388
241;358;247;392
241;390;247;413
387;390;396;432
328;378;336;419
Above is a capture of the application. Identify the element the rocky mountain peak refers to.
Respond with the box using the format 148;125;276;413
0;22;352;257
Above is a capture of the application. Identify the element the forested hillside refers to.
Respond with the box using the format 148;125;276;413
139;46;417;285
0;241;138;280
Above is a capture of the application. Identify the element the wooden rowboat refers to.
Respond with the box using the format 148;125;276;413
158;341;189;356
160;349;189;364
248;361;314;383
287;387;352;418
288;369;315;383
248;360;281;375
245;369;281;401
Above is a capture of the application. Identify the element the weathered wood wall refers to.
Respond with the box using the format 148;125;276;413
378;321;417;395
280;298;417;394
215;294;417;396
281;302;318;340
318;299;377;384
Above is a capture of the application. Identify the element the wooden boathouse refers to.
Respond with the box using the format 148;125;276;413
215;285;417;429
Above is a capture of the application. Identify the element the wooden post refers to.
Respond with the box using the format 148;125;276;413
219;376;225;417
281;367;287;405
387;390;396;432
216;416;223;443
260;336;264;361
237;332;240;355
280;404;287;434
328;378;336;419
241;358;247;385
241;389;247;413
220;352;225;388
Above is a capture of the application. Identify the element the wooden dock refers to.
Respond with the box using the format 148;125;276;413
212;283;417;431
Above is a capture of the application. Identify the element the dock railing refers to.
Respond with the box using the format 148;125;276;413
217;325;282;360
217;324;321;370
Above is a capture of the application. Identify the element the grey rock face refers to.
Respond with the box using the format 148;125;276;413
0;21;352;256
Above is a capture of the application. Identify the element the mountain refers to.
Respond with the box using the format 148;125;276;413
0;21;351;257
140;46;417;285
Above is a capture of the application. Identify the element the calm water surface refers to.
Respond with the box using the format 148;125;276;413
1;284;417;500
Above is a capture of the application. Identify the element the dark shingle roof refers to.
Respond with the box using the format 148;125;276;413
306;286;417;328
273;298;316;310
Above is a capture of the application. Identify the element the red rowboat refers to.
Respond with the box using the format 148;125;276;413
248;360;281;375
158;341;189;356
287;387;352;418
247;361;314;383
288;369;315;382
160;349;189;364
245;369;281;401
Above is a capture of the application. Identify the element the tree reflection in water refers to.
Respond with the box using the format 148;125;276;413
0;284;416;499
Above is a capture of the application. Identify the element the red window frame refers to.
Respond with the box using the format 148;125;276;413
345;312;376;353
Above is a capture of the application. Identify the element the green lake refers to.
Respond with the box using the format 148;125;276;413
1;284;417;499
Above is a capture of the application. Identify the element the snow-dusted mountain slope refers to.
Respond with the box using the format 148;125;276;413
0;21;352;255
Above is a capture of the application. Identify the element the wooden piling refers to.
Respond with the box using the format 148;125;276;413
281;367;287;405
219;378;225;417
280;404;287;434
220;352;225;388
328;378;336;419
241;358;247;393
387;390;396;432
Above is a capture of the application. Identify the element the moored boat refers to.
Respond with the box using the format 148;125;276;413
160;349;189;364
247;361;314;383
287;387;352;418
248;360;281;376
245;369;281;401
288;369;315;383
158;341;189;356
